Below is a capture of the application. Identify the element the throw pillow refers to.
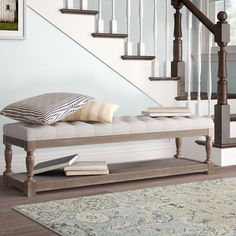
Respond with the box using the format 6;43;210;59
63;101;119;123
0;92;94;125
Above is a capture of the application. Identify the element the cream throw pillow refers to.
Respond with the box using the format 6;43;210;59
63;101;119;123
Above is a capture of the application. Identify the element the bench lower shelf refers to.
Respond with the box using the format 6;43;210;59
6;158;209;195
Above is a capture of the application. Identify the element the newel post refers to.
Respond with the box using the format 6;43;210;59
214;11;230;146
171;0;185;96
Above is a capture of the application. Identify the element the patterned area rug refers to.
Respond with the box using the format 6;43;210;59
14;178;236;236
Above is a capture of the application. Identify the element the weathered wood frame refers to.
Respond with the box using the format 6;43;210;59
3;128;214;197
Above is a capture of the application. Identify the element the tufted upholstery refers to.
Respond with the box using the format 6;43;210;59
3;115;214;141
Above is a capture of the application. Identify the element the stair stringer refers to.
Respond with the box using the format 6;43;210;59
27;0;177;106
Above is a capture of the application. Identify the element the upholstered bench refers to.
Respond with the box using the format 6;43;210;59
3;115;214;197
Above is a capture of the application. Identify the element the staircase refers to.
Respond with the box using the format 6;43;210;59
27;0;179;106
27;0;236;166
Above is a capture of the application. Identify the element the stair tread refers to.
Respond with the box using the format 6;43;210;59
121;55;155;60
230;114;236;121
176;92;236;101
60;9;99;15
92;33;128;38
149;77;180;81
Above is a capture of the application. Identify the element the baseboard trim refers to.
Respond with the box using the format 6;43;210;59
184;138;236;166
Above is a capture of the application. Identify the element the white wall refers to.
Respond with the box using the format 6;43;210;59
0;7;177;173
0;1;191;173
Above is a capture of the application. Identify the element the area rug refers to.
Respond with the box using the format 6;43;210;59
13;177;236;236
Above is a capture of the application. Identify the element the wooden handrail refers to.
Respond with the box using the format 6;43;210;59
180;0;215;34
173;0;231;146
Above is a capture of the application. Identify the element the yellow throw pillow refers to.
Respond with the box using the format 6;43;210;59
63;101;119;123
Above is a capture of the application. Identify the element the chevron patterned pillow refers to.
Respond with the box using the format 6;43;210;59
0;93;94;125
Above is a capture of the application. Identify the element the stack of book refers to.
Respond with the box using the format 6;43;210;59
64;161;109;176
34;154;79;175
34;154;109;176
142;106;191;117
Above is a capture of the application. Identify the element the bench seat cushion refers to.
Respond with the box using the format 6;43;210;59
3;116;214;141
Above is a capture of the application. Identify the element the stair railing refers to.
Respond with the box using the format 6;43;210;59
137;0;145;56
173;0;230;146
125;0;132;55
97;0;104;33
165;0;171;77
65;0;74;9
110;0;117;33
196;1;203;116
186;9;192;111
63;0;231;147
171;1;185;98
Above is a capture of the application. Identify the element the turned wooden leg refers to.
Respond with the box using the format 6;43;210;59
3;144;13;187
24;151;37;197
174;137;183;159
205;136;214;174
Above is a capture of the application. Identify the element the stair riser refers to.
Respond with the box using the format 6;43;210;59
230;122;236;137
177;99;236;116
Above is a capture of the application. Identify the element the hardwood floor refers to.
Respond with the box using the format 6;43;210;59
0;165;236;236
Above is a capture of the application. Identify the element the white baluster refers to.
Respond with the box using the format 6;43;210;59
196;0;203;115
187;10;192;110
125;0;132;55
152;0;159;77
207;2;213;117
110;0;117;33
164;0;171;77
80;0;88;10
137;0;145;56
66;0;74;9
207;34;213;117
97;0;104;33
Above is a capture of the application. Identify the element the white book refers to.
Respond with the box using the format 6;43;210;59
64;161;108;171
65;169;109;176
34;154;79;175
142;111;191;117
147;106;189;113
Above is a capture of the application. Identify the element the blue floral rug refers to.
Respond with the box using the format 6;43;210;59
13;177;236;236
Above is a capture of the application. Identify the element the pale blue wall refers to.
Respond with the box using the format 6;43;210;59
0;7;158;155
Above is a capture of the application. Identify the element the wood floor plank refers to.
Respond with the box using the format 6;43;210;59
0;165;235;236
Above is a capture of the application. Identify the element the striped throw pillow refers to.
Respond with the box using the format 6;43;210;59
63;101;119;123
0;93;94;125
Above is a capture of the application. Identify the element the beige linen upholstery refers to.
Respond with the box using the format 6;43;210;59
3;116;214;141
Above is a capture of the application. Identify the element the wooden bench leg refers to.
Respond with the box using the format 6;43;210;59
174;137;183;159
205;136;214;175
24;150;37;197
3;144;13;187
